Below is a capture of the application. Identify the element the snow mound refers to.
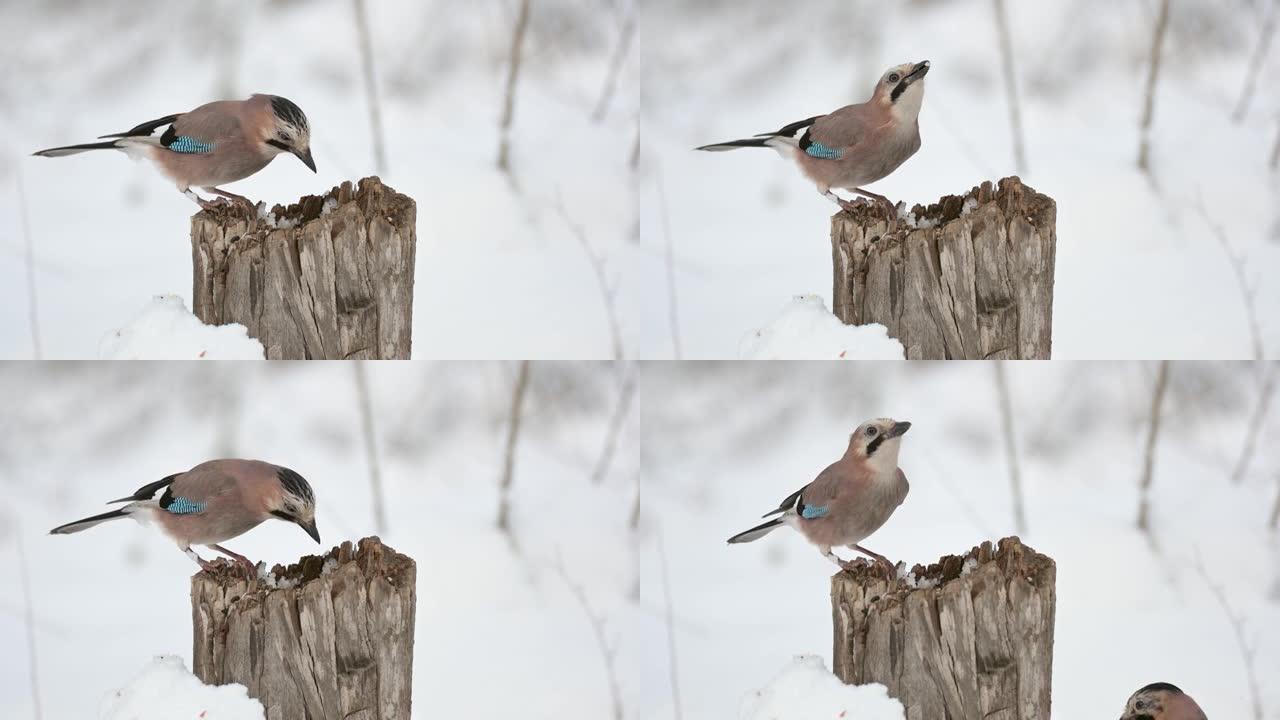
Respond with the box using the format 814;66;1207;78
741;295;905;360
741;655;905;720
102;655;264;720
99;295;265;360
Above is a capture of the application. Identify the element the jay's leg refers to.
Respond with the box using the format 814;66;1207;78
204;187;254;206
183;546;218;572
823;190;866;214
210;544;257;576
183;188;227;212
852;544;897;579
852;187;898;221
822;548;864;572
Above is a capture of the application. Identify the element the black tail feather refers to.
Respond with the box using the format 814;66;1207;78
49;508;129;535
32;140;121;157
727;517;784;544
98;114;181;139
695;137;772;151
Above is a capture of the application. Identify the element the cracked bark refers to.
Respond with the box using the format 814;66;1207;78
191;176;416;359
192;537;416;720
831;536;1056;720
831;177;1056;359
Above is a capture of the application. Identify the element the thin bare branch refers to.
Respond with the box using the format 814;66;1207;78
352;0;387;174
497;0;532;176
17;526;43;720
552;554;623;720
657;531;684;720
354;363;387;534
1195;195;1264;360
591;3;636;123
1232;364;1277;484
593;365;636;484
992;0;1028;174
1232;0;1277;123
1271;116;1280;171
554;198;624;360
1138;0;1172;174
1137;361;1171;535
16;170;42;360
655;169;682;359
1270;470;1280;531
497;361;532;540
1192;551;1264;720
993;363;1027;535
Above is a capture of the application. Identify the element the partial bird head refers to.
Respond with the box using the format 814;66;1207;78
847;418;911;473
267;466;321;543
872;60;930;121
1120;682;1206;720
257;94;316;173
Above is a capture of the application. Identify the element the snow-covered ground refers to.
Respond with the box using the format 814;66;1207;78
741;655;903;720
636;1;1280;359
0;362;639;719
0;0;637;359
102;656;263;720
638;361;1280;719
740;294;905;360
99;294;264;360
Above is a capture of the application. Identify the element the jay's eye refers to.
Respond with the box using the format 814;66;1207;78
888;73;901;83
865;426;878;437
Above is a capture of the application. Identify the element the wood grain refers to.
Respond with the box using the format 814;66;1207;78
192;537;416;720
831;536;1056;720
191;177;416;359
831;177;1056;359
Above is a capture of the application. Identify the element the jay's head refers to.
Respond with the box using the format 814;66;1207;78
1120;682;1206;720
267;466;321;544
261;95;316;173
872;60;929;121
848;418;911;474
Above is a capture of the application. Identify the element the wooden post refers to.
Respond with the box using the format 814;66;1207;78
191;176;417;359
831;537;1056;720
831;177;1056;359
191;536;416;720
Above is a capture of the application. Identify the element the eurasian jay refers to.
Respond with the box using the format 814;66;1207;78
728;418;910;577
696;61;929;218
33;94;316;210
1120;683;1208;720
49;459;320;573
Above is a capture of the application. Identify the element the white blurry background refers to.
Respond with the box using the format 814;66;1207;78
637;361;1280;718
0;361;640;719
636;0;1280;359
0;0;638;359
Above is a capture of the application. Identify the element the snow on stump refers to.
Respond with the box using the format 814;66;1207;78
831;177;1056;359
191;536;416;720
191;177;416;359
831;537;1056;720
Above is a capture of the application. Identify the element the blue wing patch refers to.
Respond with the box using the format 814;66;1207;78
166;497;206;514
804;141;843;160
800;504;828;519
167;136;215;154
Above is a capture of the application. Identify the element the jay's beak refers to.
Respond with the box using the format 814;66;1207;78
299;518;321;544
293;147;317;173
905;61;930;83
886;421;912;438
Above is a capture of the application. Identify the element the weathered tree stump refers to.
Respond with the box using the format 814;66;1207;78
831;177;1056;359
192;536;416;720
192;176;416;359
831;537;1056;720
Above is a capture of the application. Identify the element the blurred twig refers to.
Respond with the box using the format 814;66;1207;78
17;525;43;720
658;531;684;720
1232;0;1277;123
1192;549;1264;720
497;0;532;178
1270;115;1280;171
16;169;42;360
1137;361;1170;537
1195;194;1264;360
592;2;635;123
354;363;387;535
1232;363;1276;484
552;553;623;720
593;364;636;484
352;0;388;174
1137;0;1171;176
497;361;532;543
656;169;682;359
554;197;624;360
992;0;1027;174
1270;471;1280;531
993;363;1027;535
